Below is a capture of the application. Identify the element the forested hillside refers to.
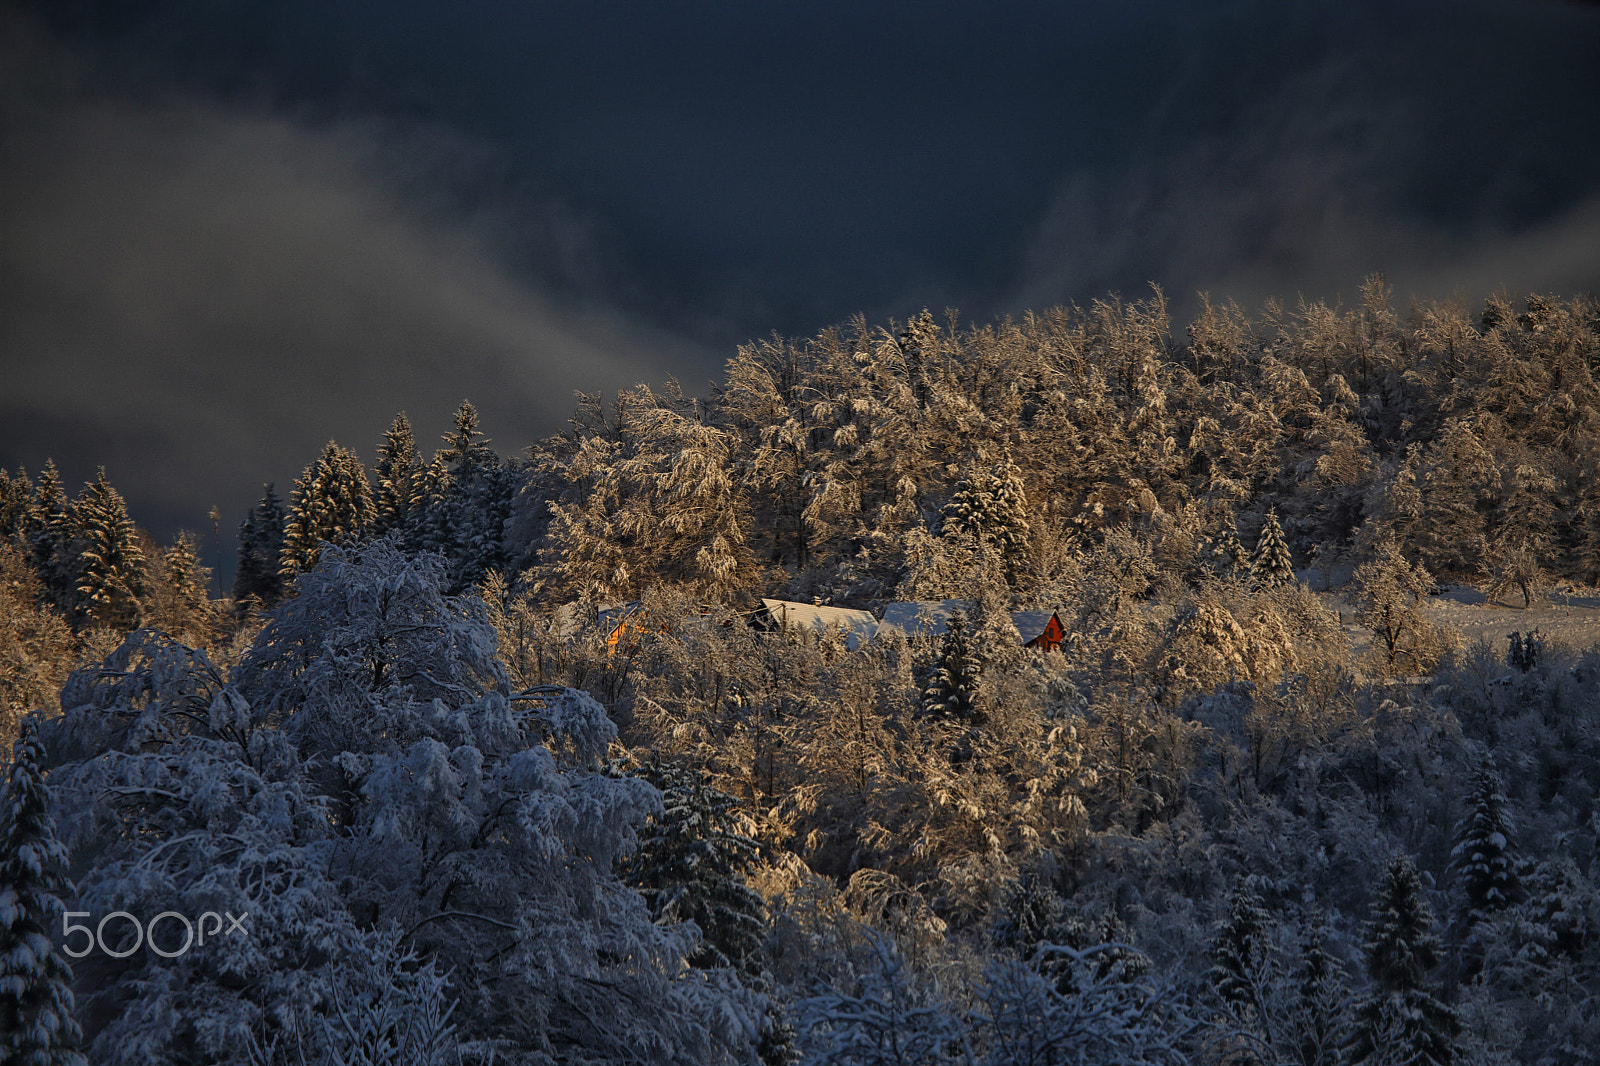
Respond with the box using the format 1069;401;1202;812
5;281;1600;1064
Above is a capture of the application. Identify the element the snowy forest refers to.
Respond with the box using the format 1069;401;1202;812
8;280;1600;1064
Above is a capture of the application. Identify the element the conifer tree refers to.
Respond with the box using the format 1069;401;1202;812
1209;879;1277;1024
0;467;35;545
1210;522;1246;576
280;442;376;579
430;401;515;590
940;457;1032;581
233;484;286;609
142;532;215;645
374;412;425;540
0;721;85;1066
1450;760;1517;920
922;607;982;723
1348;857;1459;1066
27;463;75;612
71;469;145;631
619;759;767;979
1250;508;1295;588
1292;911;1347;1066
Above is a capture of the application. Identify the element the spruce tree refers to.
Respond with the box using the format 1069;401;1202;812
0;467;34;546
233;484;287;610
619;759;767;979
1293;911;1348;1066
279;442;376;579
27;463;75;612
940;458;1032;581
0;721;86;1066
432;401;514;590
1209;878;1277;1024
1250;508;1296;589
72;469;145;631
922;607;983;723
1348;857;1459;1066
1450;760;1518;920
1210;522;1246;576
374;412;424;540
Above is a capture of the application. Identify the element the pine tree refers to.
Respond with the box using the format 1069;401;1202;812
1450;760;1517;920
374;412;424;540
1348;857;1459;1066
1209;878;1277;1023
279;442;376;579
941;457;1032;581
1292;911;1347;1066
430;402;514;590
27;463;75;613
0;467;34;546
143;532;215;645
0;721;86;1066
72;469;145;631
619;758;767;979
922;607;982;723
233;484;286;610
1250;508;1296;588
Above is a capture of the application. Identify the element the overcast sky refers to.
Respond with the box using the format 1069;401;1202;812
3;0;1599;552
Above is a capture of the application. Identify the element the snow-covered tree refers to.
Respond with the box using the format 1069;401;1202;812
373;412;425;540
429;400;518;590
940;458;1032;583
619;757;768;979
922;607;982;724
0;721;85;1066
1250;508;1295;589
1352;539;1437;676
279;441;376;579
141;531;216;646
233;483;287;610
1450;760;1517;921
27;462;77;613
71;468;145;630
0;547;73;763
1348;856;1459;1066
1291;912;1347;1066
1208;878;1278;1034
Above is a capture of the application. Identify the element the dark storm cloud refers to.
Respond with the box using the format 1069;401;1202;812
1008;1;1600;319
0;10;712;541
3;0;1598;546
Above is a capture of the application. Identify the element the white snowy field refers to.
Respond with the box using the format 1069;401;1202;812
1316;582;1600;662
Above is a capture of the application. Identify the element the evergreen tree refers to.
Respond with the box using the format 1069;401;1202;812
27;463;75;612
0;467;34;546
1250;508;1296;588
0;721;85;1066
940;457;1032;582
430;401;515;590
279;442;376;579
142;531;215;645
619;758;767;979
71;468;145;631
232;483;286;609
922;607;982;723
373;412;425;540
1348;857;1459;1066
1450;760;1518;920
1292;912;1347;1066
1209;522;1246;576
1209;878;1277;1023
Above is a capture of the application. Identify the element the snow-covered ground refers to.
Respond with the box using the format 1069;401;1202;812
1316;582;1600;660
